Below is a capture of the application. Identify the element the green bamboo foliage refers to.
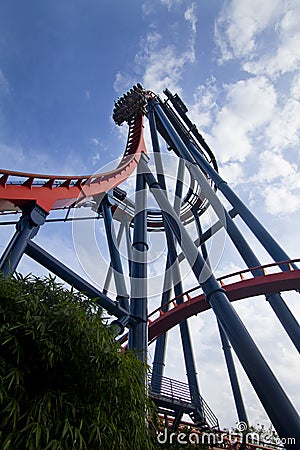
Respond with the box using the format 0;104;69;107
0;273;155;450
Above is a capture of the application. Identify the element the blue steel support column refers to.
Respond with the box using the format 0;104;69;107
193;209;247;425
265;292;300;353
151;258;172;393
166;224;205;421
187;140;300;354
150;101;179;390
177;208;238;264
25;240;132;327
194;205;247;425
192;208;209;265
152;98;263;275
188;139;297;270
150;103;178;388
149;106;203;419
152;98;300;353
141;160;300;446
100;195;129;311
102;221;125;296
188;162;300;353
128;161;148;363
124;215;133;278
150;103;176;390
218;321;248;424
0;204;47;276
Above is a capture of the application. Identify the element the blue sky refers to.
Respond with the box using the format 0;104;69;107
1;0;300;431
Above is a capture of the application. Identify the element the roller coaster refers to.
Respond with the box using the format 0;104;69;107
0;85;299;449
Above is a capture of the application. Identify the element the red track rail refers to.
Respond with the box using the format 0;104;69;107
148;260;300;344
118;260;300;345
0;115;146;213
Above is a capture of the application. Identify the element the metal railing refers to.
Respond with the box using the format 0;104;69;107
149;374;219;430
150;374;193;404
148;258;300;322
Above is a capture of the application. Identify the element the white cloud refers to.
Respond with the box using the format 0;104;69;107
160;0;182;11
291;74;300;100
135;32;195;94
257;151;297;182
216;0;300;78
142;0;187;16
225;77;276;127
114;2;198;96
265;98;300;150
210;110;252;163
92;153;100;166
219;162;244;187
142;45;194;94
244;31;300;77
263;184;300;215
184;2;197;33
253;151;300;215
188;78;220;131
207;77;277;163
0;69;9;94
113;72;135;94
247;0;300;77
215;0;282;62
90;138;100;146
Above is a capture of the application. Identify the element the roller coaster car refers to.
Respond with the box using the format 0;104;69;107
113;84;147;126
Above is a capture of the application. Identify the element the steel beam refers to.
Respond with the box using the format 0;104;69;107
165;223;204;421
152;98;300;353
151;255;172;393
188;139;298;271
141;159;300;446
177;208;238;263
128;162;148;362
102;221;125;296
149;108;203;418
151;98;264;274
192;208;209;265
124;215;133;277
218;320;248;424
0;204;47;276
25;240;132;329
266;292;300;353
187;143;300;353
100;195;129;311
150;103;178;391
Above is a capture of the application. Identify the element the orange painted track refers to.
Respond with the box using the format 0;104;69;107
0;114;146;213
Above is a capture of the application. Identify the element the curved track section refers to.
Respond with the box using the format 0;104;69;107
0;114;146;213
0;88;218;232
148;262;300;344
118;260;300;346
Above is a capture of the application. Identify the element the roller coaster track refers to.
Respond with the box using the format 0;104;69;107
0;114;146;213
118;259;300;346
0;112;212;230
1;85;299;444
149;260;300;343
